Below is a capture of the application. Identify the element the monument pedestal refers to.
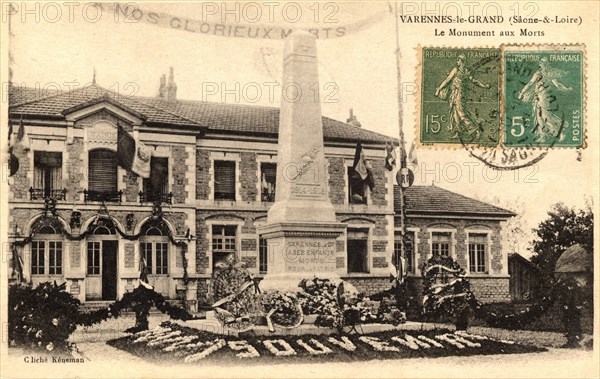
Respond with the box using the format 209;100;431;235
257;222;346;292
258;31;346;292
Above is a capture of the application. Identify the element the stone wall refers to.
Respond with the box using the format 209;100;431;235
9;142;31;200
327;157;345;205
406;276;510;304
171;146;189;204
344;277;390;295
196;149;210;200
369;159;388;206
470;277;511;303
65;138;85;202
240;152;258;202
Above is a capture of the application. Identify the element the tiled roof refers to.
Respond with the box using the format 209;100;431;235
8;85;58;106
395;185;516;218
9;84;199;127
9;85;394;144
142;97;394;143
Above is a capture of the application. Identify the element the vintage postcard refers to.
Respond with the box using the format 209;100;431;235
1;1;598;378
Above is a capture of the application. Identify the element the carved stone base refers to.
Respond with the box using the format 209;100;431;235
257;222;346;292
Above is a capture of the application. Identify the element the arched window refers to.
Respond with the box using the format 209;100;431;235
38;225;57;234
140;220;170;275
88;149;118;201
86;218;117;235
31;218;63;276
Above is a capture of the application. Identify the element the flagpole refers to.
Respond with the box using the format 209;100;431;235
394;2;408;282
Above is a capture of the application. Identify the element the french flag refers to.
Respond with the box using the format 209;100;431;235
117;124;151;178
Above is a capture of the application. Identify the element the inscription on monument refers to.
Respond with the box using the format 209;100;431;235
284;240;336;273
290;183;326;199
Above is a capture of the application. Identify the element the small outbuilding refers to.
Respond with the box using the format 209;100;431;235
508;253;540;302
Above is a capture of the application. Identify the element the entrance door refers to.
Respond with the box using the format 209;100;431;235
347;229;369;274
101;241;118;300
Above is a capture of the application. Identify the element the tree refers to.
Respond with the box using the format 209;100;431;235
530;201;594;295
477;196;530;254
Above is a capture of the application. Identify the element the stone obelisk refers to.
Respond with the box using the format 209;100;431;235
257;31;345;291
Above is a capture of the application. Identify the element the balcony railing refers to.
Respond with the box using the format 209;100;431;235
29;188;67;201
84;189;123;203
139;191;173;205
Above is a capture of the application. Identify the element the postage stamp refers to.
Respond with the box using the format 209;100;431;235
503;45;586;148
417;47;501;148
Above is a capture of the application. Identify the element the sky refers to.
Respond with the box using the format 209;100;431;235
6;2;598;255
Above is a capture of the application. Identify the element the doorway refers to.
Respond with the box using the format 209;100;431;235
101;240;118;300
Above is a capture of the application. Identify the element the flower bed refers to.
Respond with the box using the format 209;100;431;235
107;321;545;365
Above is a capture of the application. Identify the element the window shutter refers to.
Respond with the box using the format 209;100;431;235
214;160;236;200
89;149;118;193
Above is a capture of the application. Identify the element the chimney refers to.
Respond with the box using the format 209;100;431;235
166;67;177;101
346;108;361;127
158;74;166;98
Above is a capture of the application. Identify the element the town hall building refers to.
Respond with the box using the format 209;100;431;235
7;73;514;310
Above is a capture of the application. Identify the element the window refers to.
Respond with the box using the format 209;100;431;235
31;241;45;275
155;243;169;274
214;160;236;200
31;229;63;276
469;234;488;273
394;231;415;274
348;167;367;204
347;229;369;273
259;237;268;274
141;242;169;275
431;232;451;257
212;225;237;271
48;241;63;275
212;225;237;252
260;163;276;202
143;157;169;202
88;149;118;201
33;152;63;199
141;242;153;274
87;242;101;275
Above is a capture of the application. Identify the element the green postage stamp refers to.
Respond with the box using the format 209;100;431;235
418;47;502;147
417;45;586;149
503;45;585;148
